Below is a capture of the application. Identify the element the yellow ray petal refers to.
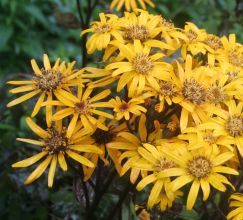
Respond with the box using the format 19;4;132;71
66;150;94;167
69;145;103;154
16;138;45;146
7;90;41;107
89;89;111;102
24;155;52;185
9;85;36;94
136;174;156;191
66;113;79;138
186;180;200;210
31;59;42;75
58;153;67;171
48;155;57;187
26;117;49;138
200;179;210;201
148;180;163;208
31;92;46;117
43;54;51;70
7;80;35;85
12;151;48;168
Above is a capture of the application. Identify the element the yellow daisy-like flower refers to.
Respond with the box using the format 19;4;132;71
134;143;183;210
7;54;84;127
160;147;238;210
12;117;102;187
109;96;147;120
227;193;243;220
198;100;243;156
51;86;113;135
81;13;123;54
110;0;155;12
181;22;207;58
76;117;128;181
179;127;235;152
107;114;161;183
106;40;172;97
218;34;243;69
167;55;214;130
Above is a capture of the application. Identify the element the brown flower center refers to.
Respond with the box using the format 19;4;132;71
124;25;149;42
159;81;177;97
74;99;92;114
43;127;69;154
182;78;206;104
204;35;223;51
187;30;198;42
119;103;129;112
203;132;217;144
154;157;176;172
33;69;64;92
132;54;153;75
206;85;227;104
95;24;111;33
187;156;212;179
159;17;174;29
91;128;115;145
228;48;243;68
226;115;243;137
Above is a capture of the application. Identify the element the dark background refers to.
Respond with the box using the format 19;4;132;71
0;0;242;219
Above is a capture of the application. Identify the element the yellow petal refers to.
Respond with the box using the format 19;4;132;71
9;85;36;94
69;145;103;154
139;114;147;142
58;153;67;171
12;151;48;168
48;155;57;187
43;54;51;70
16;138;45;146
148;180;163;208
7;90;41;107
31;59;42;75
31;92;46;117
186;180;200;210
24;155;52;185
66;150;94;167
66;113;79;138
200;179;210;201
136;174;156;191
26;117;49;138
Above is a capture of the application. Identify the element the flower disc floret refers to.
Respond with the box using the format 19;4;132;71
187;156;212;179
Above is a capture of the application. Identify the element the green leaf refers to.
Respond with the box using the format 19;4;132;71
0;25;13;51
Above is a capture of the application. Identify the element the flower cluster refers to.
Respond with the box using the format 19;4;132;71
8;7;243;217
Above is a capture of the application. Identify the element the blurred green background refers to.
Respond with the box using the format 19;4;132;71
0;0;242;219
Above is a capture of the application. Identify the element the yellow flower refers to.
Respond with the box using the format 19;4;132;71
160;147;238;210
218;34;243;69
107;114;161;183
81;13;122;54
76;117;128;181
166;55;214;130
179;127;235;152
110;0;155;12
134;143;183;210
106;40;172;97
109;96;147;120
51;86;113;135
7;54;84;127
12;117;102;187
198;100;243;156
227;193;243;220
181;22;207;58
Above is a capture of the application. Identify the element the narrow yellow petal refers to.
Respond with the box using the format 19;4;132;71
16;138;45;146
66;113;79;138
148;180;163;208
7;90;40;107
89;89;111;102
31;92;46;117
24;155;52;185
66;150;94;167
7;80;35;85
186;180;200;210
12;151;48;168
69;145;103;154
139;114;147;142
48;155;57;187
136;174;156;191
9;85;36;94
31;59;42;75
200;179;210;201
58;153;67;171
43;54;51;70
26;117;49;138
